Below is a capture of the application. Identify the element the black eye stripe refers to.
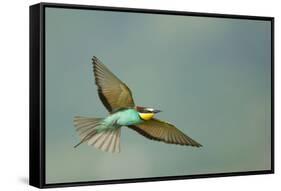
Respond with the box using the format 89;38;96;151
136;107;154;113
142;109;152;113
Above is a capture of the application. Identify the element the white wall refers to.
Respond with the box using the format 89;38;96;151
0;0;279;190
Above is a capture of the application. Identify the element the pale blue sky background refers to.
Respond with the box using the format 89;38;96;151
45;7;271;184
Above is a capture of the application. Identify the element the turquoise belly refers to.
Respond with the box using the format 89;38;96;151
104;109;142;126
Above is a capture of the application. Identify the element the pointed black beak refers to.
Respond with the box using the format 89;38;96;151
153;109;162;113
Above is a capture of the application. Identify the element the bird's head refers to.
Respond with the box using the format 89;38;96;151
136;106;162;120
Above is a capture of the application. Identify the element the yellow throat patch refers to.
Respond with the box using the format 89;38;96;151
139;112;154;120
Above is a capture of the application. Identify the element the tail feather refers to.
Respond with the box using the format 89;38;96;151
73;116;121;153
74;116;102;130
108;130;117;152
115;129;121;152
101;129;121;152
88;131;104;146
94;131;112;150
87;128;121;153
73;116;102;148
102;130;115;152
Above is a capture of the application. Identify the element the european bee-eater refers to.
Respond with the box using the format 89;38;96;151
73;56;202;153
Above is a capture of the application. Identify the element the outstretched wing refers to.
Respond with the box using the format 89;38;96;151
92;56;135;113
129;118;202;147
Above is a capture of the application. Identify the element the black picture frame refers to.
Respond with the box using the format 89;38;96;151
29;2;274;189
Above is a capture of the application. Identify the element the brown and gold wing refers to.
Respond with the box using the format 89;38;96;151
129;118;202;147
92;56;135;113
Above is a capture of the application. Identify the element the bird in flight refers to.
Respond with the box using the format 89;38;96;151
73;56;202;153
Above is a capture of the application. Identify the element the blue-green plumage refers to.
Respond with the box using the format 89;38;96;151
100;109;143;130
104;109;142;126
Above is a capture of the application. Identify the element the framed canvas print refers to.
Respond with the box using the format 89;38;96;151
29;2;274;188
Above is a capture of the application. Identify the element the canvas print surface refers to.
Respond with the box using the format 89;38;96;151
45;7;272;184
